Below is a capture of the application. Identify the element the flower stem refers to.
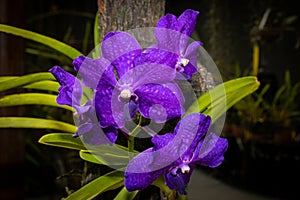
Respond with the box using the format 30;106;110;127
127;115;142;156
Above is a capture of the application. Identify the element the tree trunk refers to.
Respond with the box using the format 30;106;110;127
97;0;166;39
94;0;166;199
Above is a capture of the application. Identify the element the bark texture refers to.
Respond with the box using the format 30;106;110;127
97;0;165;39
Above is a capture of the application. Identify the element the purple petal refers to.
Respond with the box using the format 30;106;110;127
154;9;199;53
182;63;198;79
101;31;142;77
151;133;175;150
155;14;178;51
49;66;82;106
156;13;178;30
125;148;166;191
73;56;111;89
174;114;211;162
119;63;176;90
177;9;199;37
135;84;184;123
165;166;194;195
94;88;119;128
162;82;185;105
95;88;132;128
155;29;184;53
112;50;142;79
184;41;202;66
194;133;228;167
49;66;74;86
102;126;118;144
136;48;178;69
96;65;117;90
74;123;117;145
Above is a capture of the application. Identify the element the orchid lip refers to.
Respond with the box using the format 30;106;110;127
175;57;189;72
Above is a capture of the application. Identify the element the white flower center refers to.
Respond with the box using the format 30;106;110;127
120;89;132;99
179;58;189;67
180;164;190;174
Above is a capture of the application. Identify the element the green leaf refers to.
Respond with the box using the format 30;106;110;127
186;76;260;123
0;24;82;59
0;76;17;82
93;12;100;59
114;187;138;200
79;148;129;166
0;117;76;133
23;80;60;92
65;170;124;200
38;133;85;150
0;72;55;92
0;93;73;111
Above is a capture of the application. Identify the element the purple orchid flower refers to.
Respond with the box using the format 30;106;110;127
124;113;228;195
94;31;185;129
138;9;202;79
49;65;117;144
49;66;82;107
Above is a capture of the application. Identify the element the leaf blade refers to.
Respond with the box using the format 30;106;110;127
113;187;138;200
0;117;76;133
186;76;260;123
38;133;85;150
0;72;56;92
0;93;73;111
0;24;82;59
65;170;124;200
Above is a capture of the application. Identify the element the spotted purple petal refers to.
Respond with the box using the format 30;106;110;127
49;66;82;106
135;48;178;69
124;147;167;191
101;31;142;78
119;63;176;89
135;84;184;123
73;56;111;89
94;88;118;128
194;133;228;167
151;133;175;150
184;41;202;66
96;64;117;90
175;114;211;163
177;9;199;37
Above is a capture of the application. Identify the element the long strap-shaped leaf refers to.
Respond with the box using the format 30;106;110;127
0;93;73;111
186;76;260;123
0;117;76;133
0;72;55;92
0;76;59;92
65;170;124;200
80;149;129;166
114;187;138;200
39;133;85;150
0;24;82;60
24;80;59;92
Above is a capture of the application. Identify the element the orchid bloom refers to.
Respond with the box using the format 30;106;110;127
49;63;118;145
138;9;202;79
124;113;228;195
94;31;185;129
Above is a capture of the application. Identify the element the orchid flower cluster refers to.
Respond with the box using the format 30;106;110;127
49;9;228;195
